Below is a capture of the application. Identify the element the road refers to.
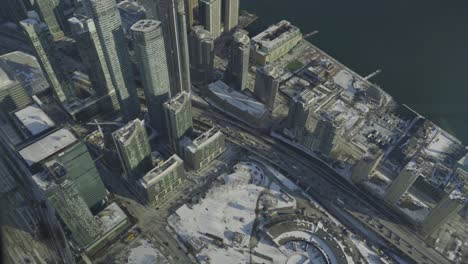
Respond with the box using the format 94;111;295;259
191;105;452;264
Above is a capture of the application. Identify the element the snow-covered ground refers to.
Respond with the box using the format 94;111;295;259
424;130;459;160
168;161;296;263
127;239;168;264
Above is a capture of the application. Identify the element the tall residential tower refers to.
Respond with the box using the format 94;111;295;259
87;0;140;121
131;20;171;131
199;0;222;38
226;30;250;91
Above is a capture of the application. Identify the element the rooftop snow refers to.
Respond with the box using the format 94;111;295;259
19;128;77;166
14;104;55;136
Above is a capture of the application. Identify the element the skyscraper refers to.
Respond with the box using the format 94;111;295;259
131;20;171;131
87;0;140;121
33;0;65;40
163;92;193;152
421;189;465;236
20;12;70;103
222;0;239;32
384;160;423;205
113;119;152;181
184;0;199;29
254;64;280;109
39;161;103;247
156;0;192;94
199;0;222;38
226;30;250;91
189;26;215;84
68;15;115;97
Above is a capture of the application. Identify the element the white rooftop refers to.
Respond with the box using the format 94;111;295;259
19;128;77;166
208;80;267;117
14;104;55;136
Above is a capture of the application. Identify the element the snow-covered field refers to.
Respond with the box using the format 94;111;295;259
168;161;296;263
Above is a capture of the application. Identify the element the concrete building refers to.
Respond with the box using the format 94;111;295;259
189;26;215;84
137;154;184;204
287;91;336;156
226;30;250;91
35;161;103;247
185;0;199;29
252;20;302;65
164;92;194;152
421;189;465;236
254;64;280;109
207;80;269;128
0;61;32;114
155;0;192;94
19;128;108;209
222;0;239;32
0;132;74;264
87;0;140;121
33;0;65;40
20;12;70;103
68;16;120;114
131;20;171;131
199;0;222;38
180;128;226;170
0;51;49;95
117;0;146;38
384;159;424;205
113;119;152;181
351;152;383;184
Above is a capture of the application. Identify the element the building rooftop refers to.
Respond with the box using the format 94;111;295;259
164;92;190;112
13;104;55;136
139;155;183;188
252;20;301;51
232;31;250;46
96;202;128;232
19;128;78;166
117;0;146;16
208;80;267;117
0;51;48;94
0;62;15;88
185;128;223;153
113;119;145;144
130;19;161;33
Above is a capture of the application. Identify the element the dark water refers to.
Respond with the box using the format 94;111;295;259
241;0;468;144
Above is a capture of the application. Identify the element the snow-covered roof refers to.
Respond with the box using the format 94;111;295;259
19;128;77;166
14;104;55;136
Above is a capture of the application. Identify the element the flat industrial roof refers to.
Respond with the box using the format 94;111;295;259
14;104;55;136
19;128;77;166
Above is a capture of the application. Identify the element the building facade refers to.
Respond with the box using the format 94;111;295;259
251;20;302;65
384;160;423;205
131;20;171;131
40;161;103;248
226;30;250;91
137;154;184;204
421;189;465;236
351;152;383;184
113;119;152;181
87;0;140;121
155;0;192;94
222;0;239;32
180;128;225;170
254;64;280;109
33;0;65;40
199;0;222;38
184;0;199;29
164;92;194;152
189;26;214;84
0;62;32;114
20;12;70;103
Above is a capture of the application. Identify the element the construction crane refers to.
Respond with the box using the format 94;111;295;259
303;30;319;39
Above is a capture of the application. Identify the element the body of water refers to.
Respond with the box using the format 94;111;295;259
241;0;468;144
